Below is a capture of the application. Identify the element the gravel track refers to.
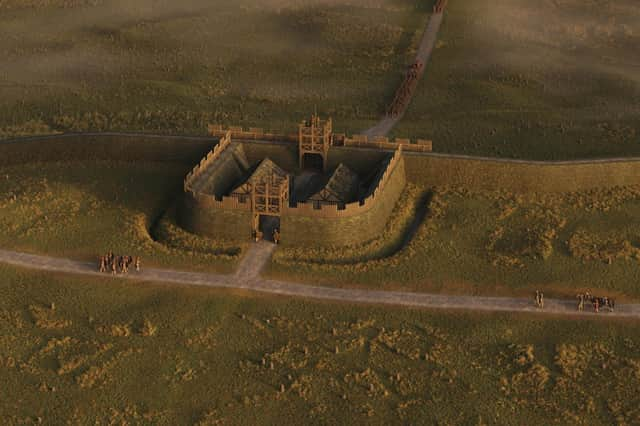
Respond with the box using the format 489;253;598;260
1;248;639;319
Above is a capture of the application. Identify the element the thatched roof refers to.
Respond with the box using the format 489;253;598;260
246;158;288;184
231;158;289;195
308;163;360;203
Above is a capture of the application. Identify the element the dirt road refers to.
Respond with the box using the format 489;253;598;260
1;248;639;319
363;12;444;138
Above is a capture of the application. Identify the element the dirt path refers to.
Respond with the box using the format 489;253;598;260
363;12;444;138
1;248;639;319
234;242;277;282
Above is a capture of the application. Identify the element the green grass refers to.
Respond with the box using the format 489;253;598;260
0;0;430;138
1;263;640;424
0;161;245;272
394;0;640;160
269;185;640;300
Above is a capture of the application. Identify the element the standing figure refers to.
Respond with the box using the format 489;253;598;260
539;292;544;310
594;297;600;313
111;260;117;275
99;256;106;273
535;291;540;308
273;228;280;245
135;256;141;272
577;294;584;312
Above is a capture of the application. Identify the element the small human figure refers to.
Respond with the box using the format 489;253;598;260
535;290;540;308
585;291;592;303
273;229;280;245
135;256;141;272
99;256;106;273
539;292;544;309
577;294;584;312
111;260;117;275
594;297;600;313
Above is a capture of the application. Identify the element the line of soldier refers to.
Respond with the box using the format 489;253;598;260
98;252;141;275
577;292;615;313
387;62;423;117
433;0;448;13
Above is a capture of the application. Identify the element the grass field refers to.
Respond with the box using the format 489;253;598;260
269;184;640;300
1;263;639;424
2;1;638;160
394;0;640;160
0;0;429;139
0;161;245;272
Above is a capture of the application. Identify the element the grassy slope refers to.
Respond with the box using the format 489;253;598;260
0;161;245;272
394;0;640;160
1;264;639;425
269;185;640;300
0;0;428;138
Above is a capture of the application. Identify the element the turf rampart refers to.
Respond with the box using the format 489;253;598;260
178;192;253;241
403;153;640;193
5;134;640;194
0;133;214;166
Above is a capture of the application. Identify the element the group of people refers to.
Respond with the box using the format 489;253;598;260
254;228;280;244
577;292;615;313
387;61;424;116
98;252;141;275
535;290;616;313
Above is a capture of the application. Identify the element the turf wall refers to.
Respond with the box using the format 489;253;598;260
178;192;253;241
403;154;640;193
0;133;214;166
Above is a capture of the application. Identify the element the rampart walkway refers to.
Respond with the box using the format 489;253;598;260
1;249;639;319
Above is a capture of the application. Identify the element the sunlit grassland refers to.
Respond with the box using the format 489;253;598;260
1;264;639;424
394;0;640;160
269;185;640;300
0;161;244;272
0;0;430;139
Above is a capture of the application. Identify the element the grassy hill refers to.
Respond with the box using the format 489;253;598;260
394;0;640;160
0;0;429;138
